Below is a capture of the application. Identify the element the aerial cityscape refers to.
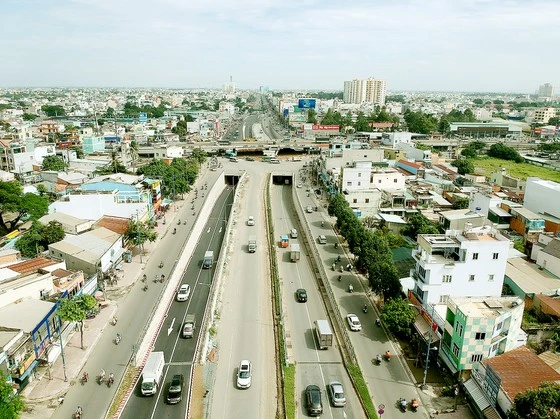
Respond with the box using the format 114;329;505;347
1;2;560;419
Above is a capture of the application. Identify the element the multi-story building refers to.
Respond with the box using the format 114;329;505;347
538;83;554;99
343;78;386;106
340;161;382;218
441;296;525;375
411;225;511;306
439;209;486;231
371;167;406;191
82;136;105;155
38;120;61;139
523;177;560;220
532;107;557;124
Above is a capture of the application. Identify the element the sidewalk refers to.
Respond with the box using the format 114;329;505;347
20;166;209;415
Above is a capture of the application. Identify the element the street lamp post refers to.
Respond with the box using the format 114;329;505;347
57;316;68;382
410;303;438;389
136;210;143;264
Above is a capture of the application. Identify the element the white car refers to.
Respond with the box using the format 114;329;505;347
176;284;191;302
236;360;252;389
247;216;255;226
327;381;347;407
346;314;362;331
290;229;298;239
306;206;313;213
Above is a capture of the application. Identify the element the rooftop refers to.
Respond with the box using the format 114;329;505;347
8;257;57;274
527;177;560;192
451;296;522;318
0;299;56;333
505;257;560;295
440;209;485;221
483;346;560;400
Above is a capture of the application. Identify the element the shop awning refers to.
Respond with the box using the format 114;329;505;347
413;314;440;344
17;360;38;381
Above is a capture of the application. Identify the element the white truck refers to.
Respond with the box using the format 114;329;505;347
290;243;301;262
248;236;257;253
203;250;214;269
141;351;165;396
314;320;333;350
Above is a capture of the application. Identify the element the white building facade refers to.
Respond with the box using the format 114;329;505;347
523;177;560;219
343;78;386;106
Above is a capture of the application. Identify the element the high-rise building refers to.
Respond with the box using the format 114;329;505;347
343;78;386;106
224;75;235;94
538;83;554;98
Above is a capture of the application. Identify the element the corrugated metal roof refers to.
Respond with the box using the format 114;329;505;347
0;299;56;333
9;257;57;274
463;378;491;411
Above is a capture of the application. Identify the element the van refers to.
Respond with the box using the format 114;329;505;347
318;235;327;244
290;229;298;239
270;158;280;164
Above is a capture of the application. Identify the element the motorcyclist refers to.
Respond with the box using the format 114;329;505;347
82;371;88;382
363;305;368;313
116;333;121;344
385;350;391;360
338;275;341;281
112;316;117;325
109;372;114;384
75;406;83;417
173;228;176;234
100;369;106;381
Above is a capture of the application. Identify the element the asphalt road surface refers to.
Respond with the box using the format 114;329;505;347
120;187;233;419
208;160;276;419
271;179;365;419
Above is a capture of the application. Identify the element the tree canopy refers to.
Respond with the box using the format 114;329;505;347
307;109;318;124
403;110;438;134
509;382;560;419
402;213;440;240
57;294;97;350
487;143;524;163
0;371;25;419
42;155;67;171
123;219;157;250
452;158;475;175
380;298;416;338
15;221;65;257
0;182;49;233
137;157;199;198
41;105;66;117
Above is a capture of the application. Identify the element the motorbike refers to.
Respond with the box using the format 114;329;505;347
336;255;341;263
111;316;118;326
173;228;176;234
143;284;148;291
334;242;338;249
346;264;353;272
398;398;407;412
74;406;83;419
141;274;147;282
191;205;195;210
80;372;88;385
107;374;114;388
159;261;164;268
348;284;353;293
385;351;391;362
411;398;419;412
115;334;121;345
321;221;324;227
363;305;368;313
332;263;336;271
98;375;105;385
177;220;181;225
337;275;342;282
376;318;382;327
339;265;344;273
160;274;165;283
375;354;382;365
183;221;186;225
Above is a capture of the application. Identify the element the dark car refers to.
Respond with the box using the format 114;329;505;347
305;384;323;416
296;288;308;303
166;374;184;404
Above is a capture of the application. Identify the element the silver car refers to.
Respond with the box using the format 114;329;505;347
327;381;347;407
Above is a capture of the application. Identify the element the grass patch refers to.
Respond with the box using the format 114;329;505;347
283;363;296;419
347;363;378;419
107;366;139;417
472;157;560;182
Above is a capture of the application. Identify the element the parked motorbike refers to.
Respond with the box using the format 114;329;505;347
183;221;186;225
376;318;382;327
338;275;342;282
339;265;344;273
321;221;324;227
332;263;336;271
375;354;382;365
334;242;339;249
160;274;165;283
177;220;181;225
363;305;368;313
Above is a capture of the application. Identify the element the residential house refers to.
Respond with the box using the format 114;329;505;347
508;207;545;244
464;346;560;418
340;161;382;218
48;227;123;276
489;168;526;193
39;213;93;235
523;177;560;220
504;257;560;306
534;237;560;278
439;210;486;231
82;135;105;155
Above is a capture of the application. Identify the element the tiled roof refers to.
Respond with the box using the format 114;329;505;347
9;257;57;274
483;346;560;400
95;216;129;235
398;159;422;169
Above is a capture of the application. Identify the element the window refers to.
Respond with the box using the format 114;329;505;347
352;199;357;204
365;198;370;203
346;182;352;186
473;253;479;260
357;182;361;186
452;343;460;357
442;275;452;283
378;179;382;183
471;354;483;363
455;323;464;337
469;274;475;282
493;253;499;260
475;332;486;340
358;172;362;178
394;178;398;183
495;321;503;333
488;274;494;282
440;295;449;303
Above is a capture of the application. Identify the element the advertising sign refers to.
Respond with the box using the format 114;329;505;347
298;98;316;109
138;112;148;123
283;109;289;117
311;125;340;131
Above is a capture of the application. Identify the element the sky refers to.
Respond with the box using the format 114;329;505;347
1;0;559;92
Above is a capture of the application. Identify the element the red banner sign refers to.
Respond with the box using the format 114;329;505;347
311;125;339;131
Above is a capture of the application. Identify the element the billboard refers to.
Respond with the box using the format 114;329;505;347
138;112;148;123
283;109;289;117
298;98;316;109
311;125;340;131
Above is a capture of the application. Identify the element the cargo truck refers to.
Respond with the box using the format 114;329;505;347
314;320;333;350
141;351;165;396
248;236;257;253
203;251;214;269
290;243;301;262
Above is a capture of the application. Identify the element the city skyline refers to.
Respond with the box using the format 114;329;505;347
1;0;559;92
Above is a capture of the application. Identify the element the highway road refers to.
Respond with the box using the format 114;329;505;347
120;187;233;419
271;179;365;419
294;173;429;417
208;160;276;419
52;168;223;419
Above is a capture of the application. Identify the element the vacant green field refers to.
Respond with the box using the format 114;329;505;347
472;157;560;182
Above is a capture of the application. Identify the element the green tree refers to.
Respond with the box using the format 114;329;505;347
0;371;25;418
36;184;47;197
452;197;470;209
307;109;318;124
41;105;66;117
380;298;416;338
548;116;560;126
104;107;115;118
473;99;484;105
509;382;560;419
403;213;440;240
15;221;65;258
403;110;437;134
368;258;402;300
41;155;67;171
23;113;37;121
452;158;475;175
0;182;49;232
487;143;524;163
354;111;371;132
386;95;405;103
123;219;157;254
190;149;207;165
57;294;97;350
